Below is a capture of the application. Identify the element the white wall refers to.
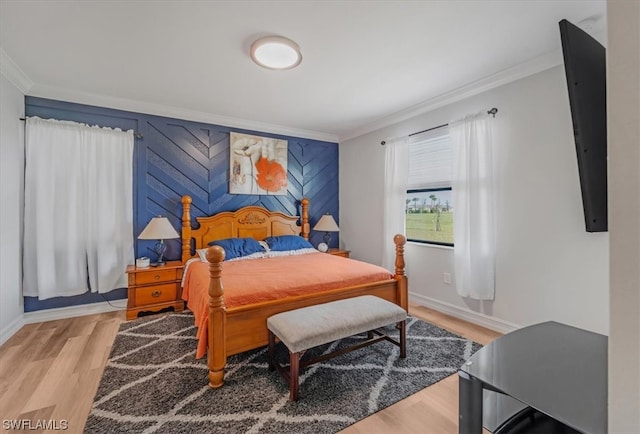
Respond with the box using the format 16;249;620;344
608;1;640;431
340;66;609;335
0;73;25;344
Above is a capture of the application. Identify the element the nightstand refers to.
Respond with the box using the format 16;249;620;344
126;260;184;320
327;248;350;258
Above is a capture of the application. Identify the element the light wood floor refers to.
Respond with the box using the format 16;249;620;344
0;305;500;434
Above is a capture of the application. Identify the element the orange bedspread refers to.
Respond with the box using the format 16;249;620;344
181;252;393;358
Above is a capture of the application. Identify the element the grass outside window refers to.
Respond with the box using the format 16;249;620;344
406;212;454;245
405;188;453;246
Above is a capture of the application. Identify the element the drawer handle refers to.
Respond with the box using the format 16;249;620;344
151;290;162;298
154;275;160;280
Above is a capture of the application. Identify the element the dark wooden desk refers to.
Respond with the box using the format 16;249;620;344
458;321;607;434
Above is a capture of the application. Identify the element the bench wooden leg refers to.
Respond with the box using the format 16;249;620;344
399;320;406;358
289;351;301;401
268;331;275;371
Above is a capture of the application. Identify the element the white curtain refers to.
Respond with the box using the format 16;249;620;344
449;112;496;300
382;137;409;272
23;117;134;300
84;125;134;293
23;119;89;299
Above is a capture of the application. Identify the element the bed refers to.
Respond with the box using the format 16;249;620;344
179;195;408;389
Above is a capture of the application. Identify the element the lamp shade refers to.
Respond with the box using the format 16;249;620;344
313;214;340;232
138;217;179;240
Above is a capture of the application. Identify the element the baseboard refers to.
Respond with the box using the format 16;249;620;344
0;315;25;347
409;292;521;335
23;299;127;325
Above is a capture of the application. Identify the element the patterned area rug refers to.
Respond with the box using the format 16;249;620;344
85;312;481;433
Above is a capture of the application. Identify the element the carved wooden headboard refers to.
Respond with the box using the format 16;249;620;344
180;195;310;262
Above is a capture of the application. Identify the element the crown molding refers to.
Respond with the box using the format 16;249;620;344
339;49;563;142
0;48;33;93
6;44;567;145
27;83;339;143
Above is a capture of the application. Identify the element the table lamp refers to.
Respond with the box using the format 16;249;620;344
138;216;180;266
313;214;340;250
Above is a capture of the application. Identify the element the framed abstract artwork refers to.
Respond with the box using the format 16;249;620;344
229;132;288;195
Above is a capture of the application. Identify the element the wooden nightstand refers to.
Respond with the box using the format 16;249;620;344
126;260;184;320
327;248;350;258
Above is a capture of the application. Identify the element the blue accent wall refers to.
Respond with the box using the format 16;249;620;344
24;96;339;312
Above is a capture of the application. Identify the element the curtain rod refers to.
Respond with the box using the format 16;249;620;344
380;107;498;145
20;116;144;139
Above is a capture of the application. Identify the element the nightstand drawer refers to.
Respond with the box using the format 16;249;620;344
135;283;177;305
135;269;178;285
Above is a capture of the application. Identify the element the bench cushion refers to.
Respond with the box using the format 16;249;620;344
267;295;406;353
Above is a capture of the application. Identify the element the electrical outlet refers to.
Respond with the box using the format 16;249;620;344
443;272;451;284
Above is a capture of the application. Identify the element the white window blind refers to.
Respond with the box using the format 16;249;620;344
407;129;452;189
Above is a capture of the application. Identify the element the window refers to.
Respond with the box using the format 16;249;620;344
406;130;453;246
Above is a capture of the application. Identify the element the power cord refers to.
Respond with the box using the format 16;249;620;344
99;292;128;310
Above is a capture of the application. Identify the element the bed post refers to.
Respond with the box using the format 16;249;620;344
300;198;310;240
393;234;408;310
207;245;226;388
181;195;192;263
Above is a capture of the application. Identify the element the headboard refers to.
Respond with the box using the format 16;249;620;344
180;195;310;262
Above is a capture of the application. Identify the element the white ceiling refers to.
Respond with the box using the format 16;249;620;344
0;1;606;142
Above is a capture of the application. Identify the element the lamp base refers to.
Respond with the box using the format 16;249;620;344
152;240;167;267
323;232;331;245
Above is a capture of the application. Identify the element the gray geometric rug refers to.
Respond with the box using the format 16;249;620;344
85;312;481;433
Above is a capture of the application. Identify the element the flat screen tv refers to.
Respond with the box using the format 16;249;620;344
559;19;607;232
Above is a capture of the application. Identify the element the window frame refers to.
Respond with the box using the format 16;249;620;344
406;186;454;247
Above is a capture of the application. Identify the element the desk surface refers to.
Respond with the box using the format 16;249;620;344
460;321;607;434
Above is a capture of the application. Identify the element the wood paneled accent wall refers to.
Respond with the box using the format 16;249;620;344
24;97;339;312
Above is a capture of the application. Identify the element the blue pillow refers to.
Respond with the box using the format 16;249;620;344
264;235;313;252
208;237;265;260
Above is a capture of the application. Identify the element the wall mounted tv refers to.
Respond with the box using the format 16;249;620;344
559;19;607;232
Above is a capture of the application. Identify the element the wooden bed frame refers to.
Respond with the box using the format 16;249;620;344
180;195;408;389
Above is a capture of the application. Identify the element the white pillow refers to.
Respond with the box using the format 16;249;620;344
196;248;208;262
258;240;271;253
196;248;266;262
266;248;318;257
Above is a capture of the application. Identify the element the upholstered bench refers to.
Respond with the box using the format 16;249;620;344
267;295;407;401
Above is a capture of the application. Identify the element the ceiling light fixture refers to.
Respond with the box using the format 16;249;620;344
250;36;302;70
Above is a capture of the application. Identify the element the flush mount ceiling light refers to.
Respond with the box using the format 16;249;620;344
250;36;302;70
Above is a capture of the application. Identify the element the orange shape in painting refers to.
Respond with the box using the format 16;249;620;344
255;157;287;193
